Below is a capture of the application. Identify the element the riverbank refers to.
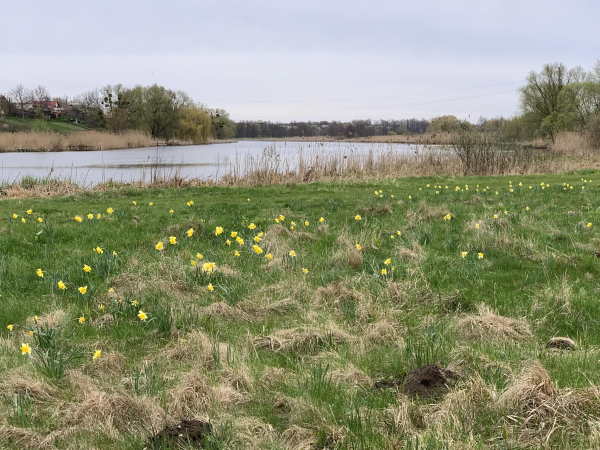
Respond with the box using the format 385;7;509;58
1;173;599;449
244;131;453;145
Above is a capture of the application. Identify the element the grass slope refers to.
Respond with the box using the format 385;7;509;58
1;171;600;449
1;117;89;135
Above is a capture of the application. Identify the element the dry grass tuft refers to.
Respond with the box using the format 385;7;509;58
252;325;352;353
396;240;426;263
456;304;532;342
280;425;318;450
0;371;57;402
160;330;230;368
198;301;252;322
361;320;406;350
406;201;450;225
0;425;55;450
168;371;213;417
330;364;372;388
233;417;276;449
26;309;68;329
83;352;127;378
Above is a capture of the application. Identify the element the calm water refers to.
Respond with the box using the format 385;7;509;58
0;140;418;186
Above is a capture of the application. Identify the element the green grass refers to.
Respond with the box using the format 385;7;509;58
1;117;89;135
1;171;600;448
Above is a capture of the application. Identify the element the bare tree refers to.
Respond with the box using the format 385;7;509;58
32;85;51;102
9;84;32;118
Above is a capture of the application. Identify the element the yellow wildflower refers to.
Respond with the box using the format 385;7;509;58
196;253;203;259
319;217;325;222
587;223;592;228
12;214;17;219
7;324;14;331
355;215;361;221
381;269;387;275
138;310;148;321
78;316;85;324
36;268;44;278
266;253;273;260
304;221;309;226
107;207;114;214
478;253;484;259
461;251;468;258
384;258;391;265
97;214;101;219
169;209;174;214
169;236;177;245
234;250;240;256
215;226;224;236
93;350;102;360
225;239;231;245
302;268;309;274
475;223;479;229
75;216;83;223
95;246;103;254
27;209;32;215
78;286;87;294
253;245;263;255
148;202;153;206
21;218;26;223
21;343;31;356
201;262;216;273
83;265;91;273
156;241;164;251
207;283;214;291
133;201;137;205
248;223;256;230
58;280;66;290
231;231;238;238
87;213;94;219
187;228;194;237
355;244;362;250
289;250;296;257
37;217;43;223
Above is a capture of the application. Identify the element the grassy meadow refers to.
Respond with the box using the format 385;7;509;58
1;172;600;449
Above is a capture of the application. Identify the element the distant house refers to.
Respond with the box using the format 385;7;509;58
27;101;64;119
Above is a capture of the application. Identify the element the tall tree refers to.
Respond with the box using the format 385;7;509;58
9;84;32;118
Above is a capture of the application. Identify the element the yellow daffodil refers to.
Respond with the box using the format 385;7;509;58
493;214;498;219
97;214;101;219
248;223;256;230
475;223;479;229
93;350;102;360
234;250;240;256
279;215;285;221
526;207;530;211
28;330;33;336
107;207;114;214
461;251;468;258
302;268;309;274
187;228;194;237
231;231;238;238
319;217;325;223
237;238;244;245
95;247;103;254
156;241;164;251
207;283;214;291
75;216;83;223
478;253;484;259
58;280;66;290
83;265;91;273
257;232;264;238
169;236;177;245
266;253;273;260
187;200;194;206
27;209;32;215
201;262;216;273
225;239;231;245
274;218;280;223
587;223;592;227
289;250;296;257
131;300;138;306
169;209;174;214
133;201;137;205
36;268;44;278
253;245;263;255
304;221;309;226
355;215;361;220
12;214;17;219
196;253;203;259
7;324;14;331
253;236;261;243
215;226;223;236
78;316;85;324
381;269;387;275
397;231;401;236
37;217;43;223
21;343;31;356
384;258;391;265
191;260;197;266
87;213;94;219
78;286;87;294
138;310;148;321
148;202;153;206
112;251;117;256
21;218;26;223
355;244;362;250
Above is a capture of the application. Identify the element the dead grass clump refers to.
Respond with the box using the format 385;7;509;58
313;281;363;308
0;425;55;450
280;425;318;450
82;351;126;378
260;367;293;387
362;320;405;350
396;240;426;263
168;371;213;417
406;201;450;225
330;364;372;388
233;417;276;449
61;371;167;435
262;224;292;255
160;330;229;368
221;365;254;392
496;362;600;443
26;309;68;329
0;371;57;402
456;304;532;342
253;325;351;353
199;301;252;322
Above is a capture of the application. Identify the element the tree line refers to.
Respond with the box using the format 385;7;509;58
234;119;429;139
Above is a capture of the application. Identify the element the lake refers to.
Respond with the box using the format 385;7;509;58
0;140;421;186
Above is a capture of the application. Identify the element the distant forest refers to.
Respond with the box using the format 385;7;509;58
234;119;429;139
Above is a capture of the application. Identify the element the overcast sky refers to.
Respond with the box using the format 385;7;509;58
1;0;598;122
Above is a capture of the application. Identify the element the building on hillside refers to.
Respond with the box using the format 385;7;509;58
28;101;64;119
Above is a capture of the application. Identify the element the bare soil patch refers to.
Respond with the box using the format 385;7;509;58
375;364;458;400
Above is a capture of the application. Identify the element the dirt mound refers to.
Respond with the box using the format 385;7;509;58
546;336;577;350
149;420;213;447
375;364;458;400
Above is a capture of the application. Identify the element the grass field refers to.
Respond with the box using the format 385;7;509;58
1;171;600;449
0;118;89;135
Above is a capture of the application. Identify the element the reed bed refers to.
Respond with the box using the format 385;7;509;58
0;130;156;152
